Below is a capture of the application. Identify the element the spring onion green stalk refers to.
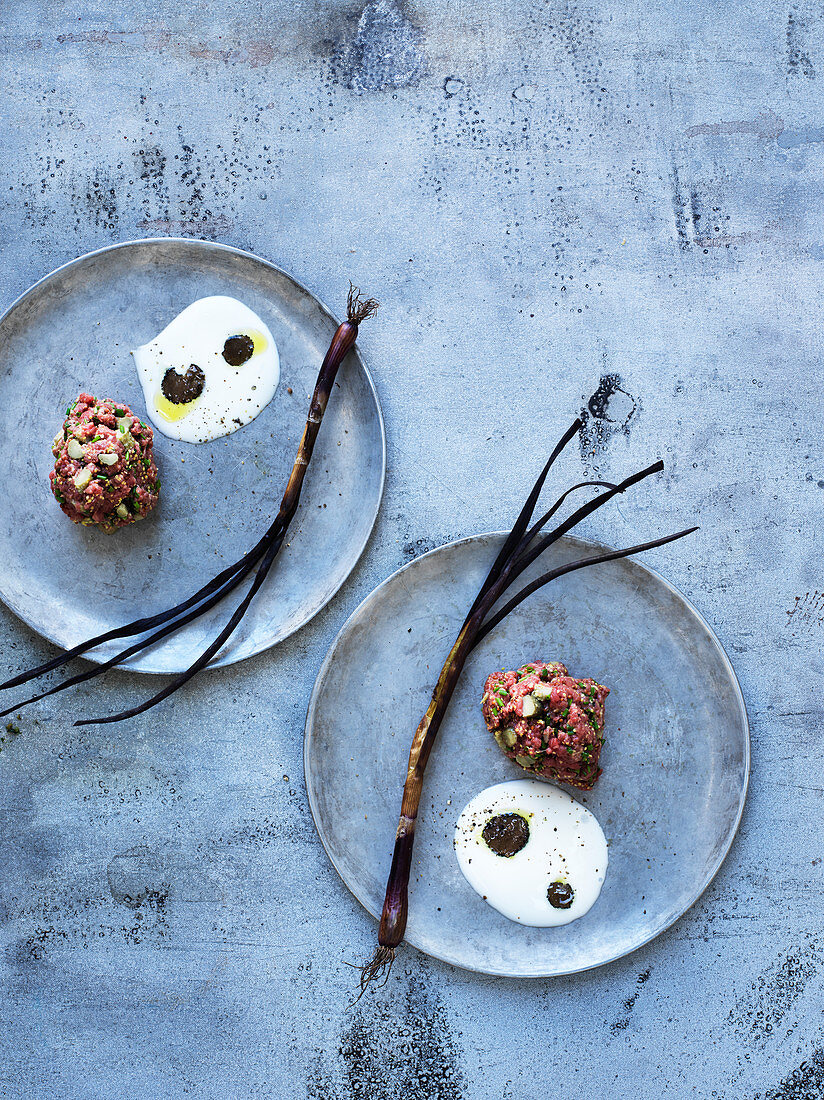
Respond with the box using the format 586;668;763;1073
0;285;379;724
357;422;696;994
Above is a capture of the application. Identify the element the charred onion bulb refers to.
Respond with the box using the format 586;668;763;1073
0;284;379;725
356;421;696;995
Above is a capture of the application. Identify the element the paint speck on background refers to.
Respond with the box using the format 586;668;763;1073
728;937;823;1048
335;0;427;93
786;591;824;634
579;372;638;464
686;108;784;141
753;1047;824;1099
307;978;465;1100
53;27;275;67
512;83;538;102
611;967;653;1032
786;7;816;78
107;846;170;911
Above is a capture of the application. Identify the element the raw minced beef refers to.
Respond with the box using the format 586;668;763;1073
482;660;609;790
49;393;160;533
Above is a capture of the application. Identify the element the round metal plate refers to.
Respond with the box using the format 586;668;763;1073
0;240;385;672
304;534;749;977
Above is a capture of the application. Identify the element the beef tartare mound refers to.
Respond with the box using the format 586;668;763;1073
50;394;160;533
482;661;609;790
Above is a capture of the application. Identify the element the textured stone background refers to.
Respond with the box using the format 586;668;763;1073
0;1;822;1097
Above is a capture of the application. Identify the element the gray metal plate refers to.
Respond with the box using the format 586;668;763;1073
0;240;385;672
304;534;749;977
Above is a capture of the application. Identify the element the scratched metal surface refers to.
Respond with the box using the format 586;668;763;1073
0;2;820;1098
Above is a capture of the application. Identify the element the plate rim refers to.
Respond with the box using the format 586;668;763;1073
303;530;751;978
0;237;387;672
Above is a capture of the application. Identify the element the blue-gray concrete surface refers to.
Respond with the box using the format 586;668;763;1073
1;1;822;1097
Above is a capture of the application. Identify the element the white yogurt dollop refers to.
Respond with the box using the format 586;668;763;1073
453;779;608;927
132;295;279;444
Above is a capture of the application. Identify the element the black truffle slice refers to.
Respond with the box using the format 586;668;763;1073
222;334;255;366
547;880;575;909
481;813;530;857
161;364;205;405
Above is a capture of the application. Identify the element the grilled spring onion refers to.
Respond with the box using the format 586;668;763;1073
0;285;379;726
356;419;697;993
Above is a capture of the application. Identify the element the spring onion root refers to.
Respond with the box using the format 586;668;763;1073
0;284;379;724
356;421;696;994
